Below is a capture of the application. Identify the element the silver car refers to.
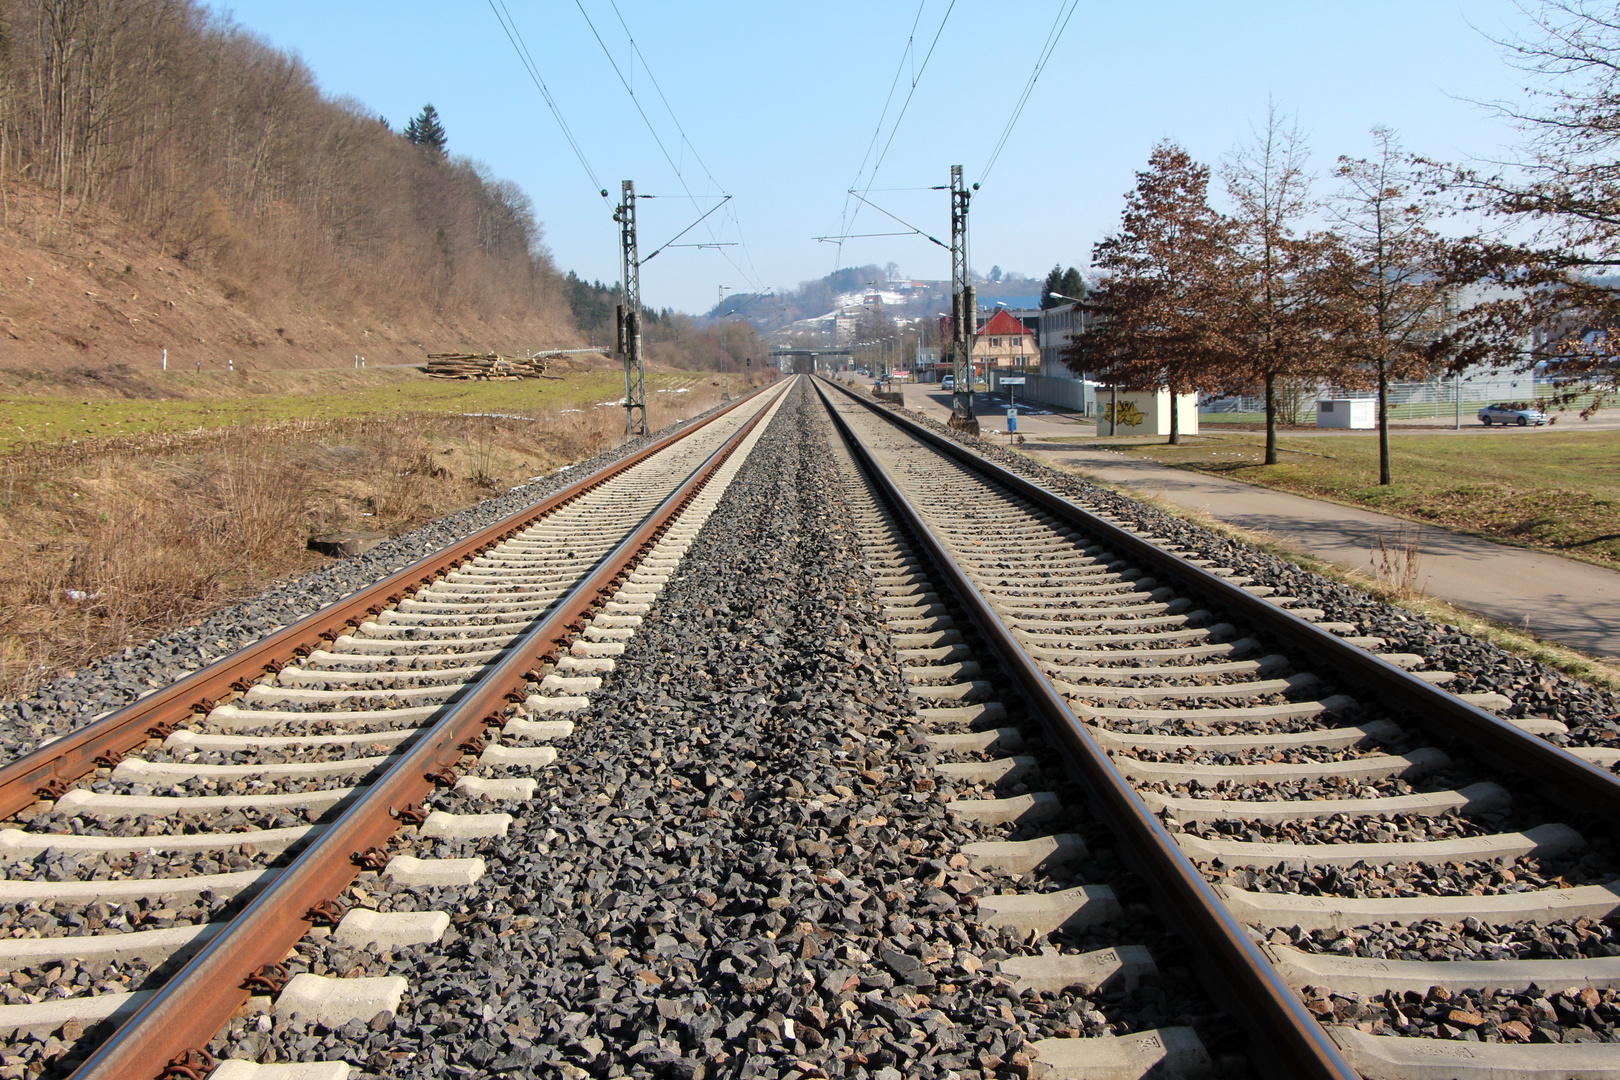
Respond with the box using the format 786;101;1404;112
1478;402;1548;426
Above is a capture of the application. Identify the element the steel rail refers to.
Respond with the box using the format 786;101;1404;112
0;385;770;822
815;377;1361;1080
70;382;783;1080
818;378;1620;822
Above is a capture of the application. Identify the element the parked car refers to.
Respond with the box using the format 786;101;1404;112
1478;402;1548;426
941;375;955;390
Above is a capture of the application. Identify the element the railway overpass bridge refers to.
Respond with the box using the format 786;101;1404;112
768;348;854;374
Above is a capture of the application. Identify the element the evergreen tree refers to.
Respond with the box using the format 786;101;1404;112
1060;267;1087;302
1041;264;1064;308
1042;264;1086;307
404;104;448;155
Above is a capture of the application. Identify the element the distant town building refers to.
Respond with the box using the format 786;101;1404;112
1038;301;1089;376
971;309;1039;370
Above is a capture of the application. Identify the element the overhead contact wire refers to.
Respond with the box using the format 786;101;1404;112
487;0;609;203
829;1;952;270
978;0;1080;186
575;0;770;297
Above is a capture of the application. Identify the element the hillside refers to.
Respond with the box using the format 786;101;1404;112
0;182;578;374
0;0;580;377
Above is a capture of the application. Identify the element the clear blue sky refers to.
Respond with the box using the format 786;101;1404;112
213;1;1532;316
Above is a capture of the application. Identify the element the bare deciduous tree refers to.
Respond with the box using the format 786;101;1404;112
0;0;572;342
1220;101;1336;464
1321;128;1454;486
1425;1;1620;404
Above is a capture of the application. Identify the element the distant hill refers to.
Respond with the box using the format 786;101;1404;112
713;265;1039;335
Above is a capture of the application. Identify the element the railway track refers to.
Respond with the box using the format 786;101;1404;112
815;374;1620;1079
0;381;792;1078
1;372;1617;1079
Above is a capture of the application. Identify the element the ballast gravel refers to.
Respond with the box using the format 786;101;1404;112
201;383;1240;1079
1336;978;1620;1044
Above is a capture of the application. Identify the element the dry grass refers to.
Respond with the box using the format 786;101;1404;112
1371;524;1426;601
0;378;743;699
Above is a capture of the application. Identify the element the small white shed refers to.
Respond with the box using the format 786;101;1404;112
1316;399;1375;429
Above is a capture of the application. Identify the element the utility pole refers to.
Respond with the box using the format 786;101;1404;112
948;165;978;434
615;180;648;437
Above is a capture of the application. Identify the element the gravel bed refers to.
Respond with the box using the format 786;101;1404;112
1336;982;1620;1043
1059;672;1298;691
865;396;1620;743
0;843;286;883
89;773;371;798
1127;744;1394;767
13;806;324;836
141;741;409;765
1214;853;1608;898
0;894;235;938
0;955;172;1007
1140;770;1471;803
1277;911;1620;963
1098;715;1363;738
0;402;738;757
193;383;1244;1080
1177;811;1499;845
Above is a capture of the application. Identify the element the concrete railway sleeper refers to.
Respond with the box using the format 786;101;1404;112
816;375;1620;1080
0;383;791;1078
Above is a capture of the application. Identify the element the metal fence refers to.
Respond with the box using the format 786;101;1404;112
1200;368;1537;421
989;371;1094;413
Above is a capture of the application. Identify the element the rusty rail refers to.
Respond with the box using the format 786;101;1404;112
70;382;781;1079
0;387;768;821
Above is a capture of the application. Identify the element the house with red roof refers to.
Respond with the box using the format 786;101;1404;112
970;308;1039;371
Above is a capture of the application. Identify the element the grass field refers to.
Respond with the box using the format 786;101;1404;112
0;363;751;698
1112;429;1620;567
0;364;716;449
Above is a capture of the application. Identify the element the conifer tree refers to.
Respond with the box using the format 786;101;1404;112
404;104;448;155
1042;265;1086;307
1060;267;1086;302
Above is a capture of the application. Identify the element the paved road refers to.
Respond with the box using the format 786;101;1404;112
849;378;1620;661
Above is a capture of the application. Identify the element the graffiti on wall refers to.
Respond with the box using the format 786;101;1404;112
1105;400;1144;428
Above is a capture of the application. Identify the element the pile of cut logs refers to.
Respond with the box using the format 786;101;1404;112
425;352;553;380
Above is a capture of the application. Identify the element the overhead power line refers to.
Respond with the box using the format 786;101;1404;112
573;1;770;296
486;0;609;203
833;0;957;270
977;0;1081;187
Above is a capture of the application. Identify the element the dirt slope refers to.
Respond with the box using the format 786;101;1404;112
0;183;579;377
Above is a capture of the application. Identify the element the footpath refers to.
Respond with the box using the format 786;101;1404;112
871;378;1620;662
